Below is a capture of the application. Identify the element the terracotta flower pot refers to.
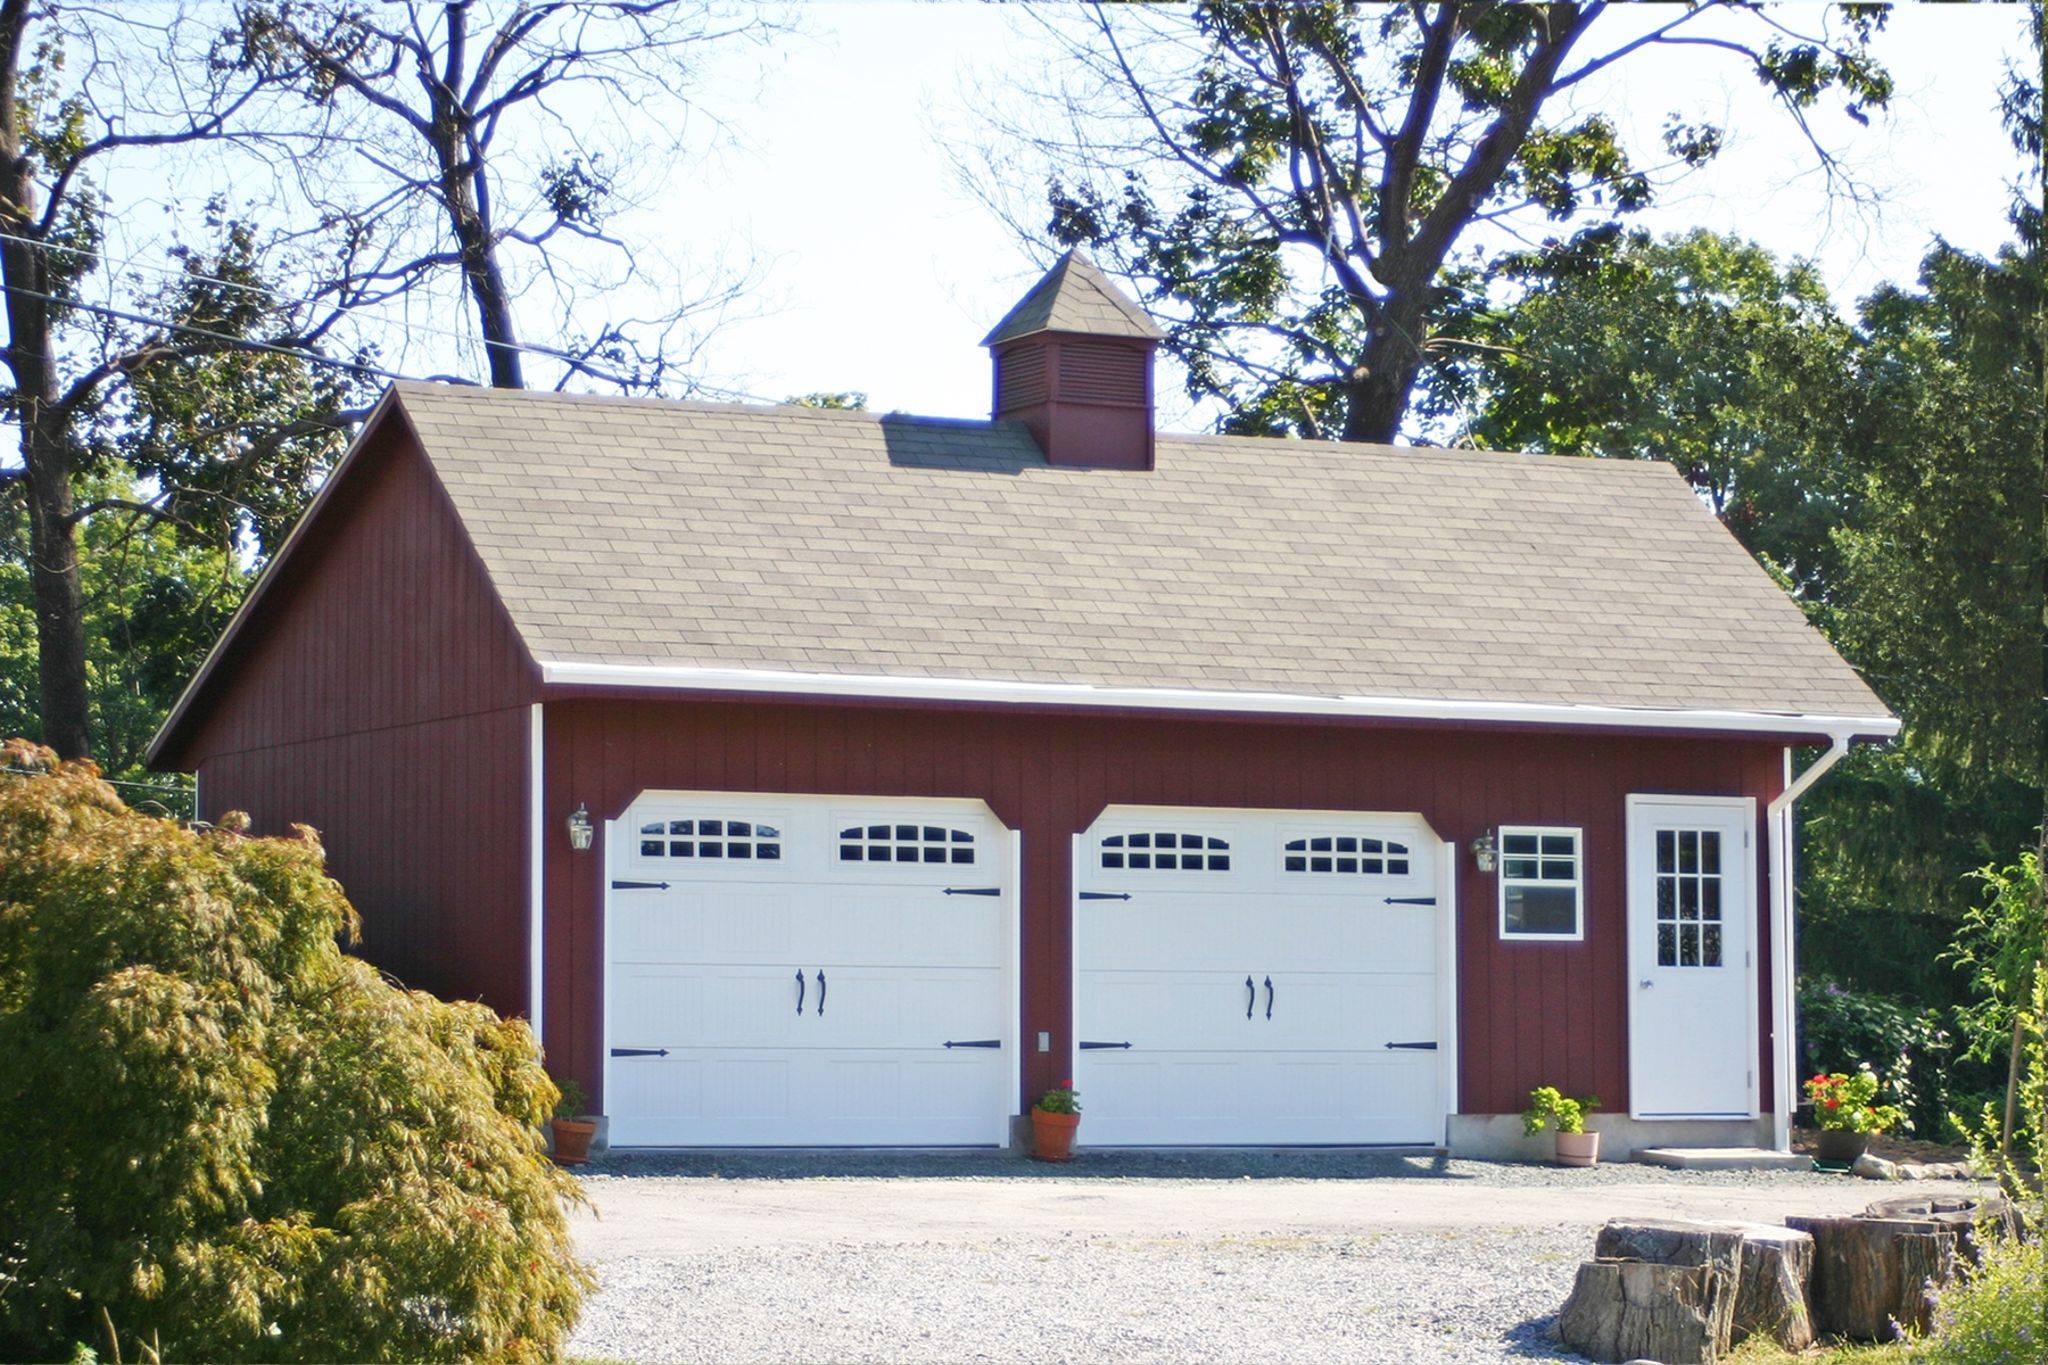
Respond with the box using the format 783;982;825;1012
1030;1107;1080;1162
1555;1129;1601;1168
1816;1128;1869;1167
551;1117;598;1166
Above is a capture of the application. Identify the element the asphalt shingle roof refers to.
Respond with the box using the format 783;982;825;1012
393;382;1889;721
981;249;1166;346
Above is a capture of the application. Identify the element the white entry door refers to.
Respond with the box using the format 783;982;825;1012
605;793;1016;1146
1626;796;1758;1119
1073;806;1452;1145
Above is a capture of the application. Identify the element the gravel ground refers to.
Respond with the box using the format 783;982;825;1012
566;1151;1987;1363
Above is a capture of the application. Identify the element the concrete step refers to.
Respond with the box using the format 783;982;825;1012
1633;1146;1813;1173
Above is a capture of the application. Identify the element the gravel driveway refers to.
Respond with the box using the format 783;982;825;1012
567;1151;1984;1364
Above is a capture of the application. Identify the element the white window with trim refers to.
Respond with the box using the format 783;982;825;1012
1498;826;1583;941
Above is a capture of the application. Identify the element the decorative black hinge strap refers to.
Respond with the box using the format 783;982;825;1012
1383;1041;1439;1051
611;880;671;890
610;1046;670;1057
943;886;1002;896
1383;896;1436;905
1079;891;1132;901
1078;1040;1133;1050
943;1039;1001;1049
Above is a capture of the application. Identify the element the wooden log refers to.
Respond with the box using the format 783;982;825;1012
1783;1215;1956;1342
1557;1259;1734;1364
1723;1223;1815;1352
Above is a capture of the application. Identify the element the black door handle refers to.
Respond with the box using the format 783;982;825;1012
795;969;805;1016
1385;1041;1439;1051
1264;975;1274;1020
610;1046;669;1057
1245;974;1255;1019
817;969;826;1016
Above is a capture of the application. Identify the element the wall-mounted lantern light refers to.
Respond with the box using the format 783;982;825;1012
567;802;594;851
1470;830;1496;874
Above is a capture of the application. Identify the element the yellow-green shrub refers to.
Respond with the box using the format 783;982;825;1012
0;741;590;1361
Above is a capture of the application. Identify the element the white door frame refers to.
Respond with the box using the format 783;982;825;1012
600;790;1019;1146
1068;803;1456;1145
1624;793;1760;1121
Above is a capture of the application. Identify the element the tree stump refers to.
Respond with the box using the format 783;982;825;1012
1558;1259;1734;1364
1783;1215;1956;1341
1591;1219;1812;1351
1863;1193;2017;1261
1722;1223;1815;1351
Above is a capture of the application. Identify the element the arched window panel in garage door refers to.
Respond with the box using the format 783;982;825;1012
635;815;785;864
837;822;977;866
1099;830;1231;872
1280;832;1411;877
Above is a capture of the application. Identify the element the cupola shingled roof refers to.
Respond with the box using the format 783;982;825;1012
980;248;1166;346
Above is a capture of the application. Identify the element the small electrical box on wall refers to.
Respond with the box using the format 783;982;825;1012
1037;1032;1050;1052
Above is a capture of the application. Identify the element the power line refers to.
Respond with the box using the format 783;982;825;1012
0;282;422;383
0;227;711;383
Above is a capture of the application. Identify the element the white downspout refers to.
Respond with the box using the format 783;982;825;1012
1766;730;1853;1151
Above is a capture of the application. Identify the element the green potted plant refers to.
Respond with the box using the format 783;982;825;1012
1031;1080;1081;1162
550;1077;598;1166
1523;1085;1601;1167
1804;1065;1905;1166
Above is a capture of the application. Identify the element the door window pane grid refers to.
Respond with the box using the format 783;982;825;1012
1101;831;1230;872
838;823;976;865
639;817;782;860
1282;833;1411;876
1654;828;1723;967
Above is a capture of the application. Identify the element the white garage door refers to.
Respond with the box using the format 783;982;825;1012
605;793;1016;1146
1074;806;1453;1146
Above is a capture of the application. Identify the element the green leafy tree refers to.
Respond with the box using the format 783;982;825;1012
0;740;590;1361
1001;1;1890;442
0;481;243;783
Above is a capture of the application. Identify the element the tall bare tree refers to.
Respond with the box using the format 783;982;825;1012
981;2;1892;443
233;0;774;391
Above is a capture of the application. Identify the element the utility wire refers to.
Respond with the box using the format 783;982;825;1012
0;282;422;383
0;226;705;380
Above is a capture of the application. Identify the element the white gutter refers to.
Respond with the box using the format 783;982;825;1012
539;660;1901;741
1766;729;1855;1151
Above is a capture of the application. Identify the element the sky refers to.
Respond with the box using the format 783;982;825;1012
639;2;2031;427
55;2;2043;441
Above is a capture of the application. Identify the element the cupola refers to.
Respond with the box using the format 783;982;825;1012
982;249;1163;470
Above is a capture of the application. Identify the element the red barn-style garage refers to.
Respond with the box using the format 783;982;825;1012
148;253;1897;1157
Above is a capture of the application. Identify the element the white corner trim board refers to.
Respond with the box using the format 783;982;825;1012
538;661;1901;741
527;703;545;1038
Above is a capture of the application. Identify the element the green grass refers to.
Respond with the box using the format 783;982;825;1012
1728;1338;1911;1363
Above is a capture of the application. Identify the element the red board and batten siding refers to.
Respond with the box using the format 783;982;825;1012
158;410;1793;1126
541;694;1787;1119
163;418;540;1015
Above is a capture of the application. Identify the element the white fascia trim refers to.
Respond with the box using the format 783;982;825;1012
538;660;1901;740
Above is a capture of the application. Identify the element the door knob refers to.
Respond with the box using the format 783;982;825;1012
1639;978;1654;988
